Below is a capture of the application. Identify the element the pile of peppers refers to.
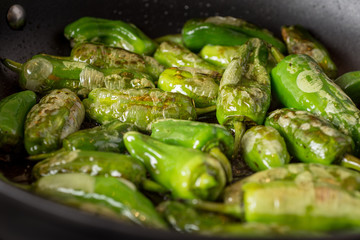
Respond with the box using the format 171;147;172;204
2;15;360;238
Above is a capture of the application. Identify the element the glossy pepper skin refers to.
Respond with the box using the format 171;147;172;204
64;17;158;55
34;173;167;228
151;119;233;183
271;54;360;151
83;88;197;132
334;71;360;106
32;150;146;187
24;89;85;155
157;67;220;107
70;43;164;80
2;55;155;96
0;90;36;151
182;16;286;53
281;25;337;78
241;125;290;172
124;131;226;201
153;41;223;74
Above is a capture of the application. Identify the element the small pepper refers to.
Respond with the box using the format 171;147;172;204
124;131;226;201
0;90;36;151
64;17;158;55
34;173;167;228
154;33;184;46
157;67;220;108
24;89;85;155
281;25;337;78
334;71;360;106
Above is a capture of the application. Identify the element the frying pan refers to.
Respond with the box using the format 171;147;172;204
0;0;360;239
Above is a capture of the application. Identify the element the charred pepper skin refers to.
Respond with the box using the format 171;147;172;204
24;89;85;155
64;17;158;55
271;54;360;152
0;90;36;151
182;16;285;53
34;173;167;228
281;25;337;78
83;88;197;132
124;131;226;201
157;67;220;108
241;125;290;172
334;71;360;107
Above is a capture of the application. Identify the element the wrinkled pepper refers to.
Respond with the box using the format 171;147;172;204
124;131;226;201
0;90;36;151
216;38;271;159
334;71;360;106
150;119;233;182
24;89;85;155
182;16;285;53
34;173;167;228
157;67;220;108
83;88;201;132
64;17;158;55
281;25;337;78
271;54;360;152
241;125;290;172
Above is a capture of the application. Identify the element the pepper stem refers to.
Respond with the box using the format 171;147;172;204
27;148;65;161
208;147;233;183
233;121;246;162
270;46;285;64
141;179;169;194
195;105;217;116
1;58;23;73
186;199;243;219
340;154;360;172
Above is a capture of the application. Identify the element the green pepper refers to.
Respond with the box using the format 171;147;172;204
34;173;167;228
334;71;360;106
150;119;233;183
216;38;271;159
157;67;220;108
0;90;36;151
64;17;157;55
281;25;337;78
123;131;226;201
153;41;223;74
24;89;85;155
271;54;360;152
241;125;290;172
182;16;286;53
70;42;164;80
2;55;155;96
154;33;184;46
83;88;200;132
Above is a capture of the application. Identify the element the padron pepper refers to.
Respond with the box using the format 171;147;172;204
182;16;286;53
0;90;36;151
124;131;227;201
24;89;85;155
83;88;210;132
70;42;164;80
64;17;158;55
150;119;233;182
334;71;360;107
153;41;223;74
154;33;184;46
271;54;360;152
34;173;167;228
157;67;220;108
265;108;360;171
281;25;337;78
241;125;290;172
2;55;155;96
216;38;271;159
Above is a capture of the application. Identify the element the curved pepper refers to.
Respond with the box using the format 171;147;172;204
241;125;290;172
24;89;85;155
64;17;157;55
83;88;197;131
124;131;226;201
281;25;337;78
271;54;360;152
334;71;360;106
0;90;36;151
157;67;220;108
34;173;167;228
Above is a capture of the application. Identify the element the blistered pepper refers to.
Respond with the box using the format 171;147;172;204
64;17;158;55
334;71;360;106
